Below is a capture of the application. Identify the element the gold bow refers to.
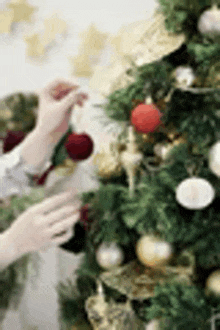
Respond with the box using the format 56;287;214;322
55;158;78;176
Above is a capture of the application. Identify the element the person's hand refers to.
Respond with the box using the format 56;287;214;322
4;189;81;257
35;78;88;143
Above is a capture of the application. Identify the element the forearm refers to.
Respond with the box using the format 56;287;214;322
0;231;23;271
20;128;57;172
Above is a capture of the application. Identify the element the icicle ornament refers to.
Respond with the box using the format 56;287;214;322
120;126;143;198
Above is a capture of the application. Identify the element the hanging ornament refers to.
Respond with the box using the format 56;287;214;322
153;142;173;160
93;139;123;178
209;141;220;177
3;130;26;153
176;177;215;210
120;126;143;198
96;242;124;270
206;270;220;296
136;235;173;268
24;33;45;58
79;23;107;56
131;97;163;134
0;10;14;33
145;319;160;330
7;0;37;23
174;66;196;88
86;283;145;330
64;132;94;161
41;13;67;46
198;5;220;39
69;53;94;78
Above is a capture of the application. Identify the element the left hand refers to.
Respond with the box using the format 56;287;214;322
35;78;88;143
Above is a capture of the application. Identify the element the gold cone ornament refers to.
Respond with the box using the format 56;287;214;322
55;158;78;176
120;126;143;198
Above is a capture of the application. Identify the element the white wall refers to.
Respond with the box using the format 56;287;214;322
0;0;157;98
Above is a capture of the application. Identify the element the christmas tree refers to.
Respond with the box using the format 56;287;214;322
58;1;220;329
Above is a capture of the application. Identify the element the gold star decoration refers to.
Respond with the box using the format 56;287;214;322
0;10;14;33
24;33;45;57
79;23;107;56
41;13;67;46
7;0;37;23
69;53;94;78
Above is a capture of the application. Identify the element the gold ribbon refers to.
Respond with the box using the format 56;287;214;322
55;158;78;176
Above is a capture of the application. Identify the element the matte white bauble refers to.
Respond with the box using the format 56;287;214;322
176;177;215;210
209;141;220;177
96;242;124;270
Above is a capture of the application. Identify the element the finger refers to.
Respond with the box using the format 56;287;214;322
51;227;74;245
58;91;80;111
41;78;79;99
31;189;77;215
46;204;79;226
49;212;79;236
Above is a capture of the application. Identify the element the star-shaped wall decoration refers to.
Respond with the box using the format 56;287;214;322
24;33;45;57
69;54;94;77
0;10;14;33
7;0;37;23
79;23;107;56
41;13;67;46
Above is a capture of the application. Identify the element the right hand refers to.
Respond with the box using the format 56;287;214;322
5;189;81;256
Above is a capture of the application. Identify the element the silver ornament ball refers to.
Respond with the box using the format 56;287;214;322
96;242;124;270
198;5;220;38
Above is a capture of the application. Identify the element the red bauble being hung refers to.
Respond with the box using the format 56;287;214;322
3;130;26;153
65;132;94;161
131;103;163;134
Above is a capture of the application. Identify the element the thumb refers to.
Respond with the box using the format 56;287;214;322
59;91;78;112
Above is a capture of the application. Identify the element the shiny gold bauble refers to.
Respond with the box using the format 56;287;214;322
206;270;220;296
93;151;122;178
136;235;173;267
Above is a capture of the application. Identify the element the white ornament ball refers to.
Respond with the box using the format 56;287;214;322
198;5;220;38
145;319;160;330
154;143;173;160
176;177;215;210
209;141;220;177
206;270;220;296
136;235;173;267
174;66;196;88
96;242;124;270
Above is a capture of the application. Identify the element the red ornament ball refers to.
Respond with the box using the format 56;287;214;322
3;130;26;153
131;103;163;134
65;132;94;161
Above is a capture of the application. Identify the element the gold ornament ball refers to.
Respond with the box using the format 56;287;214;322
206;270;220;296
136;235;173;267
